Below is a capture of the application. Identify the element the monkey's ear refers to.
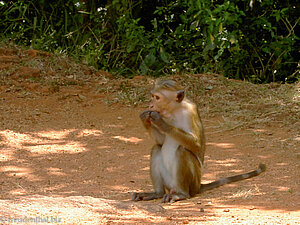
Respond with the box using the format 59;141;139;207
176;90;185;102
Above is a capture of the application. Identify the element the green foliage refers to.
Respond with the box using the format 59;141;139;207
0;0;299;82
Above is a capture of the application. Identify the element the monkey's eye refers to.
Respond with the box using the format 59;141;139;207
155;95;160;100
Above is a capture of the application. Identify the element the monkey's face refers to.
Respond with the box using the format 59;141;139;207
149;90;180;117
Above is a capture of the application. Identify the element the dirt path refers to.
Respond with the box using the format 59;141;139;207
0;46;299;224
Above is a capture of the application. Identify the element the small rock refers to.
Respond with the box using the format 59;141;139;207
78;94;87;101
200;208;205;212
117;116;122;120
206;85;213;90
223;209;230;212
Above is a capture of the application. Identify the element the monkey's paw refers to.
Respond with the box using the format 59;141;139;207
149;111;161;122
149;111;171;132
162;193;188;203
139;110;152;121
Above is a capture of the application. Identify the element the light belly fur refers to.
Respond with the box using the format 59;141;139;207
161;136;179;189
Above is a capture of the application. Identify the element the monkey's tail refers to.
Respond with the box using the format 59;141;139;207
199;163;266;193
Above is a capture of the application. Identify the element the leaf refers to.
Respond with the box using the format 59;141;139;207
144;52;156;67
33;17;37;31
214;48;224;60
127;41;136;53
229;34;237;44
153;18;158;29
190;20;198;30
195;38;202;47
219;22;223;33
195;0;201;10
204;42;215;52
262;47;270;54
209;33;215;42
275;14;280;22
139;61;148;75
180;14;187;23
159;48;170;64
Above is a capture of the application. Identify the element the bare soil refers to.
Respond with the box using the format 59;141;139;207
0;46;299;224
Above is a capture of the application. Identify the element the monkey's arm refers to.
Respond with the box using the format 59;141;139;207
149;111;201;154
140;110;165;145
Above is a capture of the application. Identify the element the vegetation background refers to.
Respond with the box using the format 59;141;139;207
0;0;299;83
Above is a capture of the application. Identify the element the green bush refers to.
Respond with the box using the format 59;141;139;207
0;0;299;82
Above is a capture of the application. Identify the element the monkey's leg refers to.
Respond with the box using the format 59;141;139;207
131;192;164;201
161;147;198;203
132;145;165;201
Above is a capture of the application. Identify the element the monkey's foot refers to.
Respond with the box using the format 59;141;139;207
131;192;164;201
162;193;189;203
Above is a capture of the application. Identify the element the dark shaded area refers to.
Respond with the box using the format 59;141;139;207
0;0;299;82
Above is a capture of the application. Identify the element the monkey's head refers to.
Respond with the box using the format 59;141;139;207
149;80;185;117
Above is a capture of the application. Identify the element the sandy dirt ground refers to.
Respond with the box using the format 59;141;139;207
0;47;299;224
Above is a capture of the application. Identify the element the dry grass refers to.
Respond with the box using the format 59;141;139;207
1;43;299;132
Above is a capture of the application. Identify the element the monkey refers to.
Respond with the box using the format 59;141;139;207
132;80;266;203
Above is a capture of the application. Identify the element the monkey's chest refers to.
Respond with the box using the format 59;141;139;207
161;136;179;186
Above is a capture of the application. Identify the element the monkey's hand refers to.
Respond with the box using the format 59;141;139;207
140;110;152;127
149;111;171;133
